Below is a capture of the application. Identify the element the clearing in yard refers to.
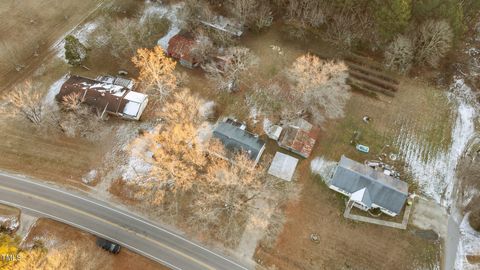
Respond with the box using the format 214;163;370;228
241;25;449;270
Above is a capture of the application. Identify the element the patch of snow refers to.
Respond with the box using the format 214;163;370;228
31;235;58;249
310;156;337;184
199;100;216;120
394;78;477;207
0;216;19;232
157;3;184;50
123;155;153;181
17;213;38;241
249;106;259;124
196;121;213;147
263;118;273;132
455;213;480;270
82;169;97;184
141;2;169;23
121;127;158;181
43;75;69;106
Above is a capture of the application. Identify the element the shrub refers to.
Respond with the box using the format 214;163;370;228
64;35;87;66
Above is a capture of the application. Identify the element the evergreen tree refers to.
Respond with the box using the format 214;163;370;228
374;0;412;41
64;35;87;66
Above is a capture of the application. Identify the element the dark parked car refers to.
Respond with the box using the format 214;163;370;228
96;237;121;254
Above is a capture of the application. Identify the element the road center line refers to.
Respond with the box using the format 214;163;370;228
0;185;215;270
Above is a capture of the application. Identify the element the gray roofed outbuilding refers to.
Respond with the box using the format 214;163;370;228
212;120;266;164
268;152;299;181
330;155;408;215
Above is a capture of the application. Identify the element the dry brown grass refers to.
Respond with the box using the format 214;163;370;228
0;0;104;92
23;218;168;270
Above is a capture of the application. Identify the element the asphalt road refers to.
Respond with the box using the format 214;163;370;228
0;171;248;270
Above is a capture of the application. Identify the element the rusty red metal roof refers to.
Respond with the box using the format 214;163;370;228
167;34;196;64
56;75;128;115
279;120;319;158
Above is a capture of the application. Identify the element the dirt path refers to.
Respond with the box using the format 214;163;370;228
0;0;105;93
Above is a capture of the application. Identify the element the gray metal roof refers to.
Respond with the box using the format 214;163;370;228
362;188;372;207
268;152;299;181
331;156;408;214
213;121;265;161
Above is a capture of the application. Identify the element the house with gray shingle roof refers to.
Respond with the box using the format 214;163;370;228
329;155;408;216
212;118;266;165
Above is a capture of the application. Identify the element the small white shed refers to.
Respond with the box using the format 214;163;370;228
268;152;299;181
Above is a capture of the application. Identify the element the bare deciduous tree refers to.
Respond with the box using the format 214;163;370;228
61;92;84;112
108;18;143;58
179;0;214;31
286;54;350;124
5;81;43;124
384;35;414;74
246;81;297;120
56;92;108;140
228;0;258;24
415;20;453;68
129;89;205;209
100;14;169;59
255;3;274;30
190;32;215;62
470;208;480;232
325;7;374;49
122;89;270;245
189;142;264;246
132;46;177;99
203;46;258;92
226;0;273;30
285;0;325;27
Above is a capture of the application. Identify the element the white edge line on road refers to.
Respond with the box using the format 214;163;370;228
0;184;215;270
0;171;248;270
0;199;182;270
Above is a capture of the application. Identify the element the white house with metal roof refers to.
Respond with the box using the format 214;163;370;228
329;155;409;217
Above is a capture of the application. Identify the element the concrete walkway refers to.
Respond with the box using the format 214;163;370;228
343;201;412;230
